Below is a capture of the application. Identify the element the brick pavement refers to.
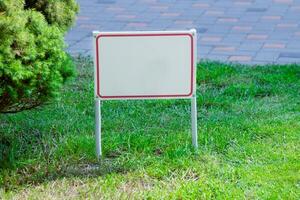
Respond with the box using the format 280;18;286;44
65;0;300;64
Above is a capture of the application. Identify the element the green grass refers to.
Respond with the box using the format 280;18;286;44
1;58;300;199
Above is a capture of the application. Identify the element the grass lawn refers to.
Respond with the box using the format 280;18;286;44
0;58;299;199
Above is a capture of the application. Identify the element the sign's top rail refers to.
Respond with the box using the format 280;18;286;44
93;29;196;37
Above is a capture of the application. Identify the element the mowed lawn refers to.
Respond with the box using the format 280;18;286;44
1;58;299;199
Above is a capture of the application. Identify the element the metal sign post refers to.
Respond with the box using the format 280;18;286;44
191;30;198;149
95;98;101;157
93;30;198;159
191;95;198;149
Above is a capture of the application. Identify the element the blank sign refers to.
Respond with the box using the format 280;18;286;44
94;31;196;99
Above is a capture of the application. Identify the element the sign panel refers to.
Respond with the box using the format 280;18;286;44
94;30;196;99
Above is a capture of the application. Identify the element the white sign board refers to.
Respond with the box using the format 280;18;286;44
92;30;198;158
93;30;196;99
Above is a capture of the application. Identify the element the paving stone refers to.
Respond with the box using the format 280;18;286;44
247;34;269;40
65;31;89;41
254;23;276;31
223;34;247;42
229;55;252;62
263;43;286;49
192;3;210;9
287;41;300;49
277;57;300;64
280;52;300;58
249;61;271;65
231;26;253;33
204;10;225;16
234;1;252;7
68;49;90;57
240;14;263;22
212;50;256;57
198;45;213;55
213;46;236;52
217;18;239;23
273;0;294;4
200;36;222;43
206;25;232;34
204;54;229;62
148;19;173;29
261;15;282;20
65;0;300;64
246;8;267;12
268;31;294;39
276;23;298;29
254;51;280;62
194;18;218;25
196;28;208;33
239;42;263;51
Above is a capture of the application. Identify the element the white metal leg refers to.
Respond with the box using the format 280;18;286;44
95;99;102;159
191;95;198;149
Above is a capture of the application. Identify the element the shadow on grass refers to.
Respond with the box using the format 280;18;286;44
1;152;129;191
0;118;129;191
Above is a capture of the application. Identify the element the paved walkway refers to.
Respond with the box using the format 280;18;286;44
66;0;300;64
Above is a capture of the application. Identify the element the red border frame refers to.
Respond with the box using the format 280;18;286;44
95;33;194;99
